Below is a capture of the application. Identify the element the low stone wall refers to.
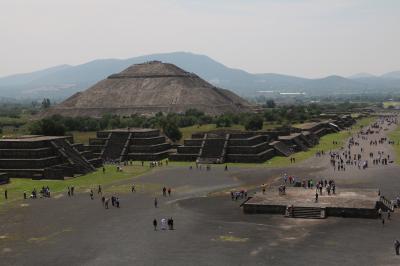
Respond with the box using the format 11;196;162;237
0;140;50;149
227;148;275;163
177;146;201;154
127;151;169;161
129;143;171;153
0;157;63;169
243;203;378;219
227;142;269;154
131;136;166;145
0;148;56;158
2;169;44;179
243;203;286;214
169;153;198;161
228;135;267;146
184;139;203;146
131;130;160;138
87;145;103;153
326;207;378;219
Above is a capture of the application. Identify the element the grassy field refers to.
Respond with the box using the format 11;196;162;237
70;131;97;144
0;164;151;209
388;125;400;164
383;101;400;109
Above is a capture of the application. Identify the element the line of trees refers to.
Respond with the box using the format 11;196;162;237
28;101;364;141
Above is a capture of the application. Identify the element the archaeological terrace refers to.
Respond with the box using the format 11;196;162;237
171;115;356;164
87;128;171;162
0;135;101;180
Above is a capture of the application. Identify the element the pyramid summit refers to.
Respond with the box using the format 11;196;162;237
43;61;254;117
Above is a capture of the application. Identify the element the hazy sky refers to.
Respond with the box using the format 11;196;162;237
1;0;399;78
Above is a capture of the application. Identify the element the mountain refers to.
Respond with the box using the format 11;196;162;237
348;73;376;79
381;71;400;80
1;52;400;100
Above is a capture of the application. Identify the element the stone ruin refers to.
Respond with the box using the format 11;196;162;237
87;128;171;162
42;61;254;117
0;135;102;180
171;116;356;164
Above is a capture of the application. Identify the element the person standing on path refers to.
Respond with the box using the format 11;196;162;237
104;198;110;209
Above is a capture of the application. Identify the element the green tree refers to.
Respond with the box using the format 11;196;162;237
215;115;232;128
245;115;264;131
30;118;66;136
163;121;182;142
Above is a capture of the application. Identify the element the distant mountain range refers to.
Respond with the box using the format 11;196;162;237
0;52;399;100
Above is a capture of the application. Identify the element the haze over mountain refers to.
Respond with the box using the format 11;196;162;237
0;52;399;100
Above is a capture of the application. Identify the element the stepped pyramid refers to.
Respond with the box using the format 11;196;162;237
44;61;254;117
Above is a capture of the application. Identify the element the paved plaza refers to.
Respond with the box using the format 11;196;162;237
1;118;400;265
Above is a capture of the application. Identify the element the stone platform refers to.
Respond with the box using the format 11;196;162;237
243;187;390;219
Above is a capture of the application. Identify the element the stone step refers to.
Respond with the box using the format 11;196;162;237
287;206;326;219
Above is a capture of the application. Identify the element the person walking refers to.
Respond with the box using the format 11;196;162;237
4;189;7;200
168;188;171;196
154;197;158;208
153;219;158;231
131;184;136;193
90;189;94;200
395;240;400;255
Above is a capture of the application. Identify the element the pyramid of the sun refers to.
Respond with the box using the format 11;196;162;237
44;61;254;117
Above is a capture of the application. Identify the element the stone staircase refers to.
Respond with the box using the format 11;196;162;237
119;132;133;162
269;141;292;157
286;206;326;219
51;139;95;174
102;132;130;161
293;137;309;151
198;136;226;164
379;196;394;212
